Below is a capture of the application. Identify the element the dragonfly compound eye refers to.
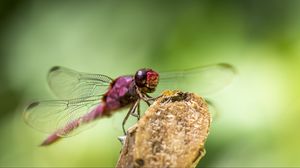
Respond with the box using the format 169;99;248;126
135;69;148;87
135;68;159;93
146;70;159;89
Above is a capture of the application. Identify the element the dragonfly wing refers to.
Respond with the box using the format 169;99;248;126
154;63;236;97
23;95;103;137
205;99;218;120
48;66;113;99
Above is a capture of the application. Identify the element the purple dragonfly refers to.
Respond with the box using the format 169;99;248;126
23;63;235;146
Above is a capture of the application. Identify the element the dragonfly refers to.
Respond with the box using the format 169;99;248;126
23;63;236;146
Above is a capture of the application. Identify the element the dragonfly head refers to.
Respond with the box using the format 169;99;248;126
135;68;159;93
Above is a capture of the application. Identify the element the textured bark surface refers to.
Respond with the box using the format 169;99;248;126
116;90;211;168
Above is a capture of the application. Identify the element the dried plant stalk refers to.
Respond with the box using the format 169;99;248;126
116;90;211;168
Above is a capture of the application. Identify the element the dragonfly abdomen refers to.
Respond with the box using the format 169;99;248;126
41;104;106;146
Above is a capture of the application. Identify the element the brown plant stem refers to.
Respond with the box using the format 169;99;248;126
116;90;211;168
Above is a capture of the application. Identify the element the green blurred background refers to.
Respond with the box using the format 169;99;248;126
1;0;300;167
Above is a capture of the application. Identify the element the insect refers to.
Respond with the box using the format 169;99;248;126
23;63;235;146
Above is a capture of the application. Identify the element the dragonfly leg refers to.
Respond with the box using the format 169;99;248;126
137;102;140;120
144;99;151;106
147;93;163;101
143;93;163;105
130;102;141;120
136;88;153;106
142;96;160;106
122;100;139;135
145;93;153;98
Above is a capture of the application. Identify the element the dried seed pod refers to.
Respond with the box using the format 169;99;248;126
116;90;211;168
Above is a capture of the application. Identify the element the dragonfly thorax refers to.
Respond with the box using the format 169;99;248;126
134;68;159;93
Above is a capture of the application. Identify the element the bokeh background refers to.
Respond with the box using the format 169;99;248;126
1;0;300;167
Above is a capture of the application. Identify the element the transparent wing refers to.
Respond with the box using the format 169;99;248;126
47;66;113;99
205;99;218;120
154;63;236;97
23;95;102;137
